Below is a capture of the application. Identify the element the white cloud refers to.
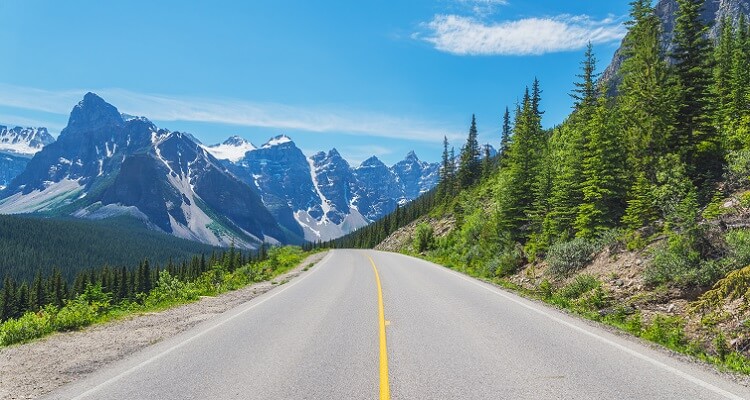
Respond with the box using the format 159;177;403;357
416;14;626;56
0;83;464;143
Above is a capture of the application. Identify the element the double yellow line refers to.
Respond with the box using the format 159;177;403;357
368;256;390;400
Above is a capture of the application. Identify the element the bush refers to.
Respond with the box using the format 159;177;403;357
726;229;750;268
413;223;435;253
644;231;725;287
558;274;600;300
489;245;525;277
0;310;52;346
145;271;200;307
52;298;97;331
546;237;600;277
641;315;685;350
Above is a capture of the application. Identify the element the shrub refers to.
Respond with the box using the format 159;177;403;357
0;310;52;346
145;271;200;307
558;274;600;300
641;315;686;350
726;229;750;268
644;234;701;286
489;245;525;277
546;237;599;277
413;223;435;253
53;299;96;331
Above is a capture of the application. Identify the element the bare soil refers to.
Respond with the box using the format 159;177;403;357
0;252;327;400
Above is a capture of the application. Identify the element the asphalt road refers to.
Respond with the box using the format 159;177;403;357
48;250;750;399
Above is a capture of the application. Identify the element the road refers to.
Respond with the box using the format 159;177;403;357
48;249;750;400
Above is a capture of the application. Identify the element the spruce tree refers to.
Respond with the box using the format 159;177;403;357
672;0;719;186
500;106;511;161
575;92;627;237
729;14;750;149
618;0;676;178
457;114;481;188
571;42;599;111
622;172;657;229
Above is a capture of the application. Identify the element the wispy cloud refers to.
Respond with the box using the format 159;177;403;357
415;14;626;56
0;83;464;143
455;0;508;17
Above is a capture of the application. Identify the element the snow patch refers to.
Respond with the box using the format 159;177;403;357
262;135;292;149
201;141;256;162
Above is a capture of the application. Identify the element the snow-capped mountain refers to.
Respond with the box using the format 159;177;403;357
0;126;54;156
392;151;440;201
0;126;55;189
201;136;256;162
214;135;440;241
0;93;291;249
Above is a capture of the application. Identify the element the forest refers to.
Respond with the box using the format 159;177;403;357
0;214;220;282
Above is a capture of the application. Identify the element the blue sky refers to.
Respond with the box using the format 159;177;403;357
0;1;631;165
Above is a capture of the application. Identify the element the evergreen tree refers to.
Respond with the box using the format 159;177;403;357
30;271;45;311
457;115;481;188
712;17;736;134
729;14;750;149
618;0;676;177
500;106;511;161
571;42;599;111
439;136;455;197
498;86;544;241
575;92;627;237
1;276;16;321
622;171;657;229
672;0;719;186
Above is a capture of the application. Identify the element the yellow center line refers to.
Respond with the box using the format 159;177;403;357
368;255;390;400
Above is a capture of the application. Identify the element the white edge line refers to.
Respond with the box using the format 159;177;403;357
412;256;745;400
69;250;334;400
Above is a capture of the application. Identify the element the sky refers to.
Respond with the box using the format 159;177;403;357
0;0;632;165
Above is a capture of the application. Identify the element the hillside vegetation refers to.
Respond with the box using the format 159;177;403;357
0;214;220;282
334;0;750;373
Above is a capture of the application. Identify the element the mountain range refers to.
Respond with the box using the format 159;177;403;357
0;94;438;247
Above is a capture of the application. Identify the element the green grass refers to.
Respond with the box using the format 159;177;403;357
0;246;310;347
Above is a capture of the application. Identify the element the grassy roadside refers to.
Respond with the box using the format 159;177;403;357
0;246;315;347
411;250;750;376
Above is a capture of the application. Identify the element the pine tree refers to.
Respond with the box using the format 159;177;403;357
0;276;16;321
672;0;718;186
439;136;454;197
622;171;657;229
498;85;544;241
575;92;627;237
30;271;45;311
457;114;481;188
729;14;750;149
712;17;736;135
618;0;676;178
500;107;511;161
571;42;599;111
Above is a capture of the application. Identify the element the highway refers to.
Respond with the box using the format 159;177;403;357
48;250;750;399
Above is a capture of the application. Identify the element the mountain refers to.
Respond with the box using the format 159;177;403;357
392;151;440;201
602;0;750;90
0;126;55;189
0;93;291;249
201;135;256;162
209;135;440;242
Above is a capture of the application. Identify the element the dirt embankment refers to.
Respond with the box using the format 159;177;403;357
0;252;327;400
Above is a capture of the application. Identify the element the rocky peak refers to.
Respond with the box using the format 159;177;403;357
223;135;251;146
67;92;124;133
